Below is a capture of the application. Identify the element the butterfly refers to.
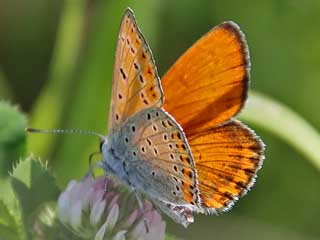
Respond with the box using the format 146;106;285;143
100;8;265;227
27;7;265;228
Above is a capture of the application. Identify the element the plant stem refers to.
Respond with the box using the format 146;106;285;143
29;0;86;157
239;91;320;171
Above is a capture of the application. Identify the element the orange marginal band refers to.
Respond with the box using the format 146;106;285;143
188;120;264;212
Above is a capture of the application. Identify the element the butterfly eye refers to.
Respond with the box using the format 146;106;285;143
99;140;104;152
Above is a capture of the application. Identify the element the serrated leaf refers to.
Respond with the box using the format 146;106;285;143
0;101;27;179
11;157;60;240
0;178;19;216
0;200;22;240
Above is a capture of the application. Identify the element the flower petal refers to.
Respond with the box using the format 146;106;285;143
147;211;166;240
94;204;119;240
112;230;127;240
129;220;146;240
70;200;83;229
105;203;119;230
124;209;139;227
90;199;107;226
57;191;71;224
94;225;106;240
130;209;166;240
65;180;78;192
107;195;119;211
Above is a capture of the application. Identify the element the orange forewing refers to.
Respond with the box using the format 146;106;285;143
162;22;249;137
188;120;264;212
108;9;163;132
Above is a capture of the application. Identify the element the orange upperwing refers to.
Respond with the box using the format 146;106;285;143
162;22;264;213
188;120;264;212
162;21;249;137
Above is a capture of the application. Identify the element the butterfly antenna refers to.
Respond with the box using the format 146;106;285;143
25;128;105;141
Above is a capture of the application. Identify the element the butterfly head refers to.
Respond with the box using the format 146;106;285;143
99;137;112;163
99;138;107;153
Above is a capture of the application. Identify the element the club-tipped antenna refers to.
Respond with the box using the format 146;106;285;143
26;127;105;141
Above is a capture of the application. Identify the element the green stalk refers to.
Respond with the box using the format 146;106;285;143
29;0;86;158
239;91;320;170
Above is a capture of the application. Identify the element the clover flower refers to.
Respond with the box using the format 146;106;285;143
57;175;166;240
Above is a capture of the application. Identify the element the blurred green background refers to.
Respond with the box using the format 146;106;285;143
1;0;320;239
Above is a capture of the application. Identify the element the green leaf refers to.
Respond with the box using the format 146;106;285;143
0;178;19;218
0;101;27;179
0;200;22;240
11;156;60;240
0;102;26;216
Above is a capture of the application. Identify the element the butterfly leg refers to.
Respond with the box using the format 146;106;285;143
83;160;110;193
103;171;109;192
132;188;149;233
